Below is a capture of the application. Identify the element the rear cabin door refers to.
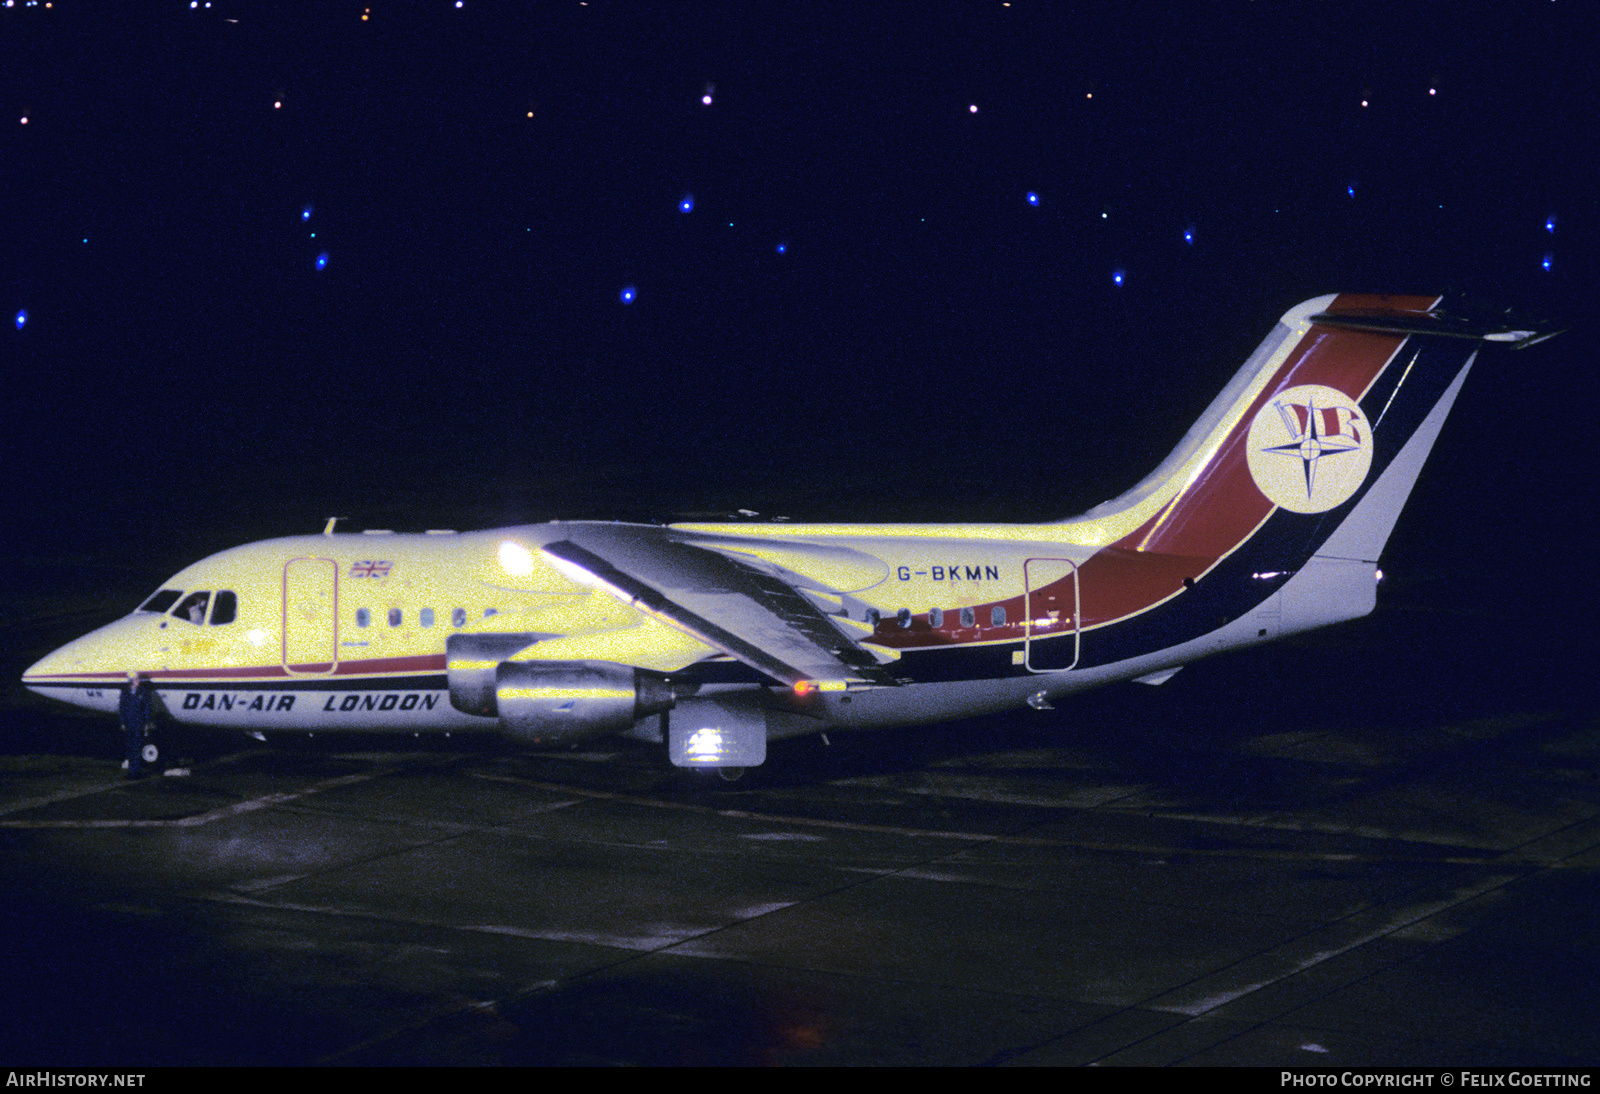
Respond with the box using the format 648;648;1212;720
1024;558;1079;671
283;557;339;674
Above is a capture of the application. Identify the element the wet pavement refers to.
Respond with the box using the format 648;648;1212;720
2;622;1597;1066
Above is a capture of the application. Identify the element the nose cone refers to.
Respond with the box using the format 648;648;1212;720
22;617;155;710
24;645;90;682
22;646;66;686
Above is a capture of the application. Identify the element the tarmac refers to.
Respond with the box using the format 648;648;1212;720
2;612;1596;1066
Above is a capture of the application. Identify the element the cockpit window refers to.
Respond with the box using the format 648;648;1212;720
175;591;211;625
139;589;183;614
210;590;237;626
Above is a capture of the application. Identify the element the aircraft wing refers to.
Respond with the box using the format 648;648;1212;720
541;525;898;688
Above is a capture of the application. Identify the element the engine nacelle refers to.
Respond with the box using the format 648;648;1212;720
494;659;677;747
446;633;549;716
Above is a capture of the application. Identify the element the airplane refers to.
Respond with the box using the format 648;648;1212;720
22;293;1559;772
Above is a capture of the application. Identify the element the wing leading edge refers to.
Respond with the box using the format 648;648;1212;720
540;526;899;688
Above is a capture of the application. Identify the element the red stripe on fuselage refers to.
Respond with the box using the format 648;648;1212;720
24;653;448;685
854;296;1440;649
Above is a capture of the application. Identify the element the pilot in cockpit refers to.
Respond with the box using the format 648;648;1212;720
175;591;210;625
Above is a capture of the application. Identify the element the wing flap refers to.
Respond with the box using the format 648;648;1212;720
542;527;896;687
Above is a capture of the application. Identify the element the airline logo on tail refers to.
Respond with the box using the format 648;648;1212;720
1246;384;1374;513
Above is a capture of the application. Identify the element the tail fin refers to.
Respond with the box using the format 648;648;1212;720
1069;294;1558;643
1294;298;1557;564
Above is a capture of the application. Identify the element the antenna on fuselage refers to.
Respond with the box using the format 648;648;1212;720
323;517;346;536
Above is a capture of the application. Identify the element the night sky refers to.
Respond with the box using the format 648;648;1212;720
6;9;1600;1067
3;2;1597;642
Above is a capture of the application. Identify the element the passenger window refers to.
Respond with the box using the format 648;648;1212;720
960;606;975;628
388;608;402;627
929;607;943;628
175;591;210;625
420;608;434;627
451;608;466;627
210;590;237;626
866;609;881;627
356;608;370;628
897;608;912;629
990;605;1007;627
139;589;183;614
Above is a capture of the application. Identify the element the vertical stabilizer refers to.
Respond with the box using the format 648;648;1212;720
1314;350;1474;565
1066;295;1558;650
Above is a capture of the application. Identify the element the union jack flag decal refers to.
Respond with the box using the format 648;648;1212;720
350;560;392;579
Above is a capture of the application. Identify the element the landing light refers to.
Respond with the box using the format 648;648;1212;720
686;727;724;759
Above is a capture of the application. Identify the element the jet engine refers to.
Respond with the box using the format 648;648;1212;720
492;659;678;747
446;632;548;716
445;635;777;758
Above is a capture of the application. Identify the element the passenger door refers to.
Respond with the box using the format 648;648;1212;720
1024;557;1079;671
283;558;339;674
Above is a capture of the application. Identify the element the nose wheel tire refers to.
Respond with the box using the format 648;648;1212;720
139;724;176;769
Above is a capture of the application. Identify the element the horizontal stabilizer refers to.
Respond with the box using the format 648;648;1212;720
1311;300;1563;349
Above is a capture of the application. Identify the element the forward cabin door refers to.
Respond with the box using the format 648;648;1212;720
283;557;339;674
1024;557;1079;671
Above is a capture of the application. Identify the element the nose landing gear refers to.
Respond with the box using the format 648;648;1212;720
131;725;189;778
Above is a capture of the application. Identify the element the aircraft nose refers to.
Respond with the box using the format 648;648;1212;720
21;618;148;691
22;643;78;685
21;633;135;715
